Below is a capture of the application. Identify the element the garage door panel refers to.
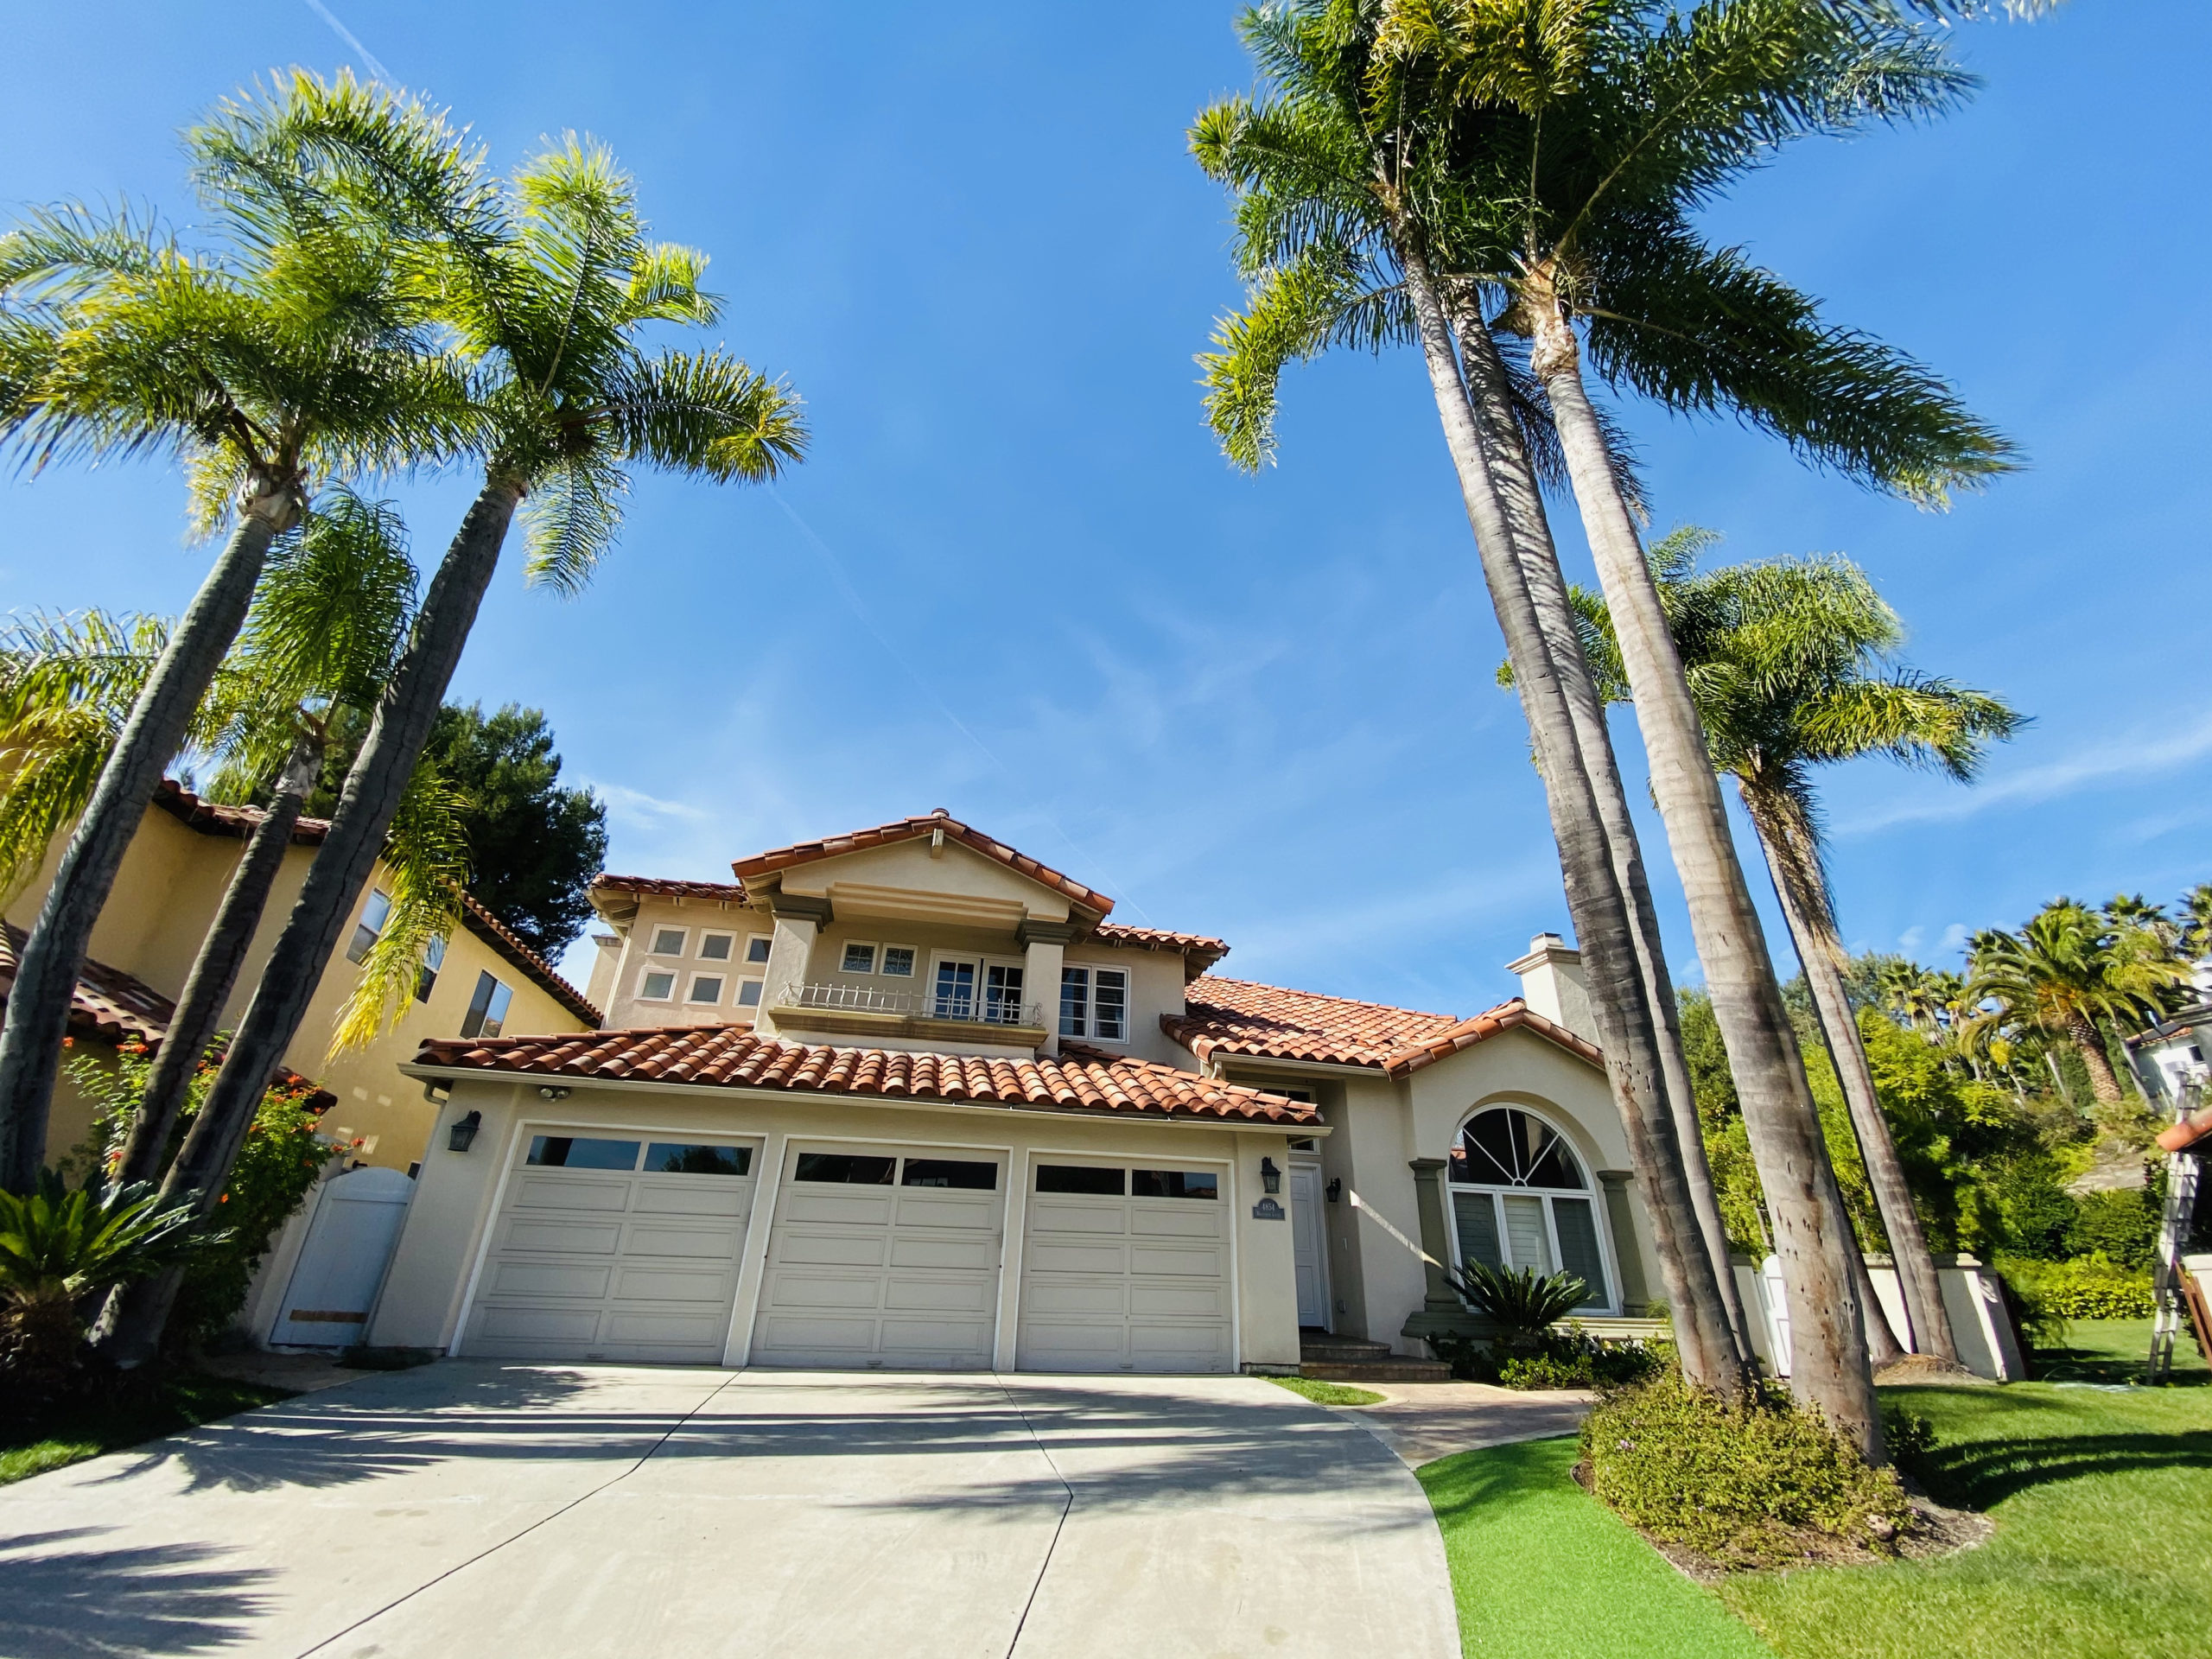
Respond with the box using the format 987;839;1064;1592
600;1307;730;1345
1017;1165;1231;1375
1130;1282;1229;1318
782;1191;895;1225
896;1192;1000;1230
474;1304;605;1344
1130;1323;1230;1367
1027;1240;1128;1274
889;1236;998;1271
759;1315;880;1357
485;1261;614;1300
883;1274;995;1313
1023;1279;1128;1316
510;1174;631;1211
500;1218;622;1255
1129;1204;1224;1238
611;1264;735;1302
774;1231;888;1268
770;1272;884;1310
622;1222;742;1259
1130;1244;1224;1277
632;1183;749;1217
1028;1198;1128;1236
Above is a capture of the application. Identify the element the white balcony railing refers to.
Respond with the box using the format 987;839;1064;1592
779;982;1044;1028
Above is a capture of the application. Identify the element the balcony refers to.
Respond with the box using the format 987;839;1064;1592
767;982;1049;1049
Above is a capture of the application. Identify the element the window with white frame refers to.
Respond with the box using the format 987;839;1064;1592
639;969;677;1001
414;933;448;1002
1059;965;1128;1040
461;970;514;1039
687;974;725;1005
1446;1107;1611;1312
880;944;916;977
346;889;392;964
736;979;764;1008
698;931;734;962
842;941;879;974
650;925;687;957
744;935;772;965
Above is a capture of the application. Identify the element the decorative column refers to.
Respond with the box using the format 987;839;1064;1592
754;892;829;1038
1598;1169;1651;1315
1015;917;1076;1057
1408;1157;1459;1314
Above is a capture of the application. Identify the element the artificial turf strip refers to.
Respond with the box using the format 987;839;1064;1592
1268;1376;1388;1407
1418;1436;1772;1659
0;1371;293;1486
1719;1376;2212;1659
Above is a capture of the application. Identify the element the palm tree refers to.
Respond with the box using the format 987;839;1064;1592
0;73;477;1192
1966;901;2190;1105
99;123;808;1368
1192;1;1749;1387
1561;531;2023;1362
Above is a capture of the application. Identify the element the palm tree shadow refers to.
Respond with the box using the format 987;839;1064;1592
0;1527;274;1655
1918;1428;2212;1510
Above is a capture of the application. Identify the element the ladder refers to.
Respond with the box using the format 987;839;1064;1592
2150;1080;2206;1381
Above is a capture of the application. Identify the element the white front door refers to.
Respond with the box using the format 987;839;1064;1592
753;1145;1007;1369
1290;1163;1329;1331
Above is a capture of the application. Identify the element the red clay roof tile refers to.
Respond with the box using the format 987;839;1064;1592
732;810;1116;918
591;873;751;904
1164;976;1603;1074
1090;922;1230;978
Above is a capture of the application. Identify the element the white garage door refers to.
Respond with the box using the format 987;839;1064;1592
1016;1160;1233;1373
464;1133;756;1363
752;1146;1007;1369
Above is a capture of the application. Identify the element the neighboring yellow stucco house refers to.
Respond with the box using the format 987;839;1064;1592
3;780;598;1175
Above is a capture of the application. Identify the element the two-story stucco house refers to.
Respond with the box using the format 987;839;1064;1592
369;810;1661;1376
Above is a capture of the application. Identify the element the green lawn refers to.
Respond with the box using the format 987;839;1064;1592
1419;1321;2212;1659
1269;1376;1388;1407
0;1371;294;1486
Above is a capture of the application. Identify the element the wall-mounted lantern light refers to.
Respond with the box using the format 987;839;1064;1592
537;1085;571;1101
1260;1157;1281;1195
447;1109;482;1154
1326;1178;1342;1204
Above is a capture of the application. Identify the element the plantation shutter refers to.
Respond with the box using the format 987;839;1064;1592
1551;1197;1609;1310
1452;1192;1503;1270
1502;1195;1555;1275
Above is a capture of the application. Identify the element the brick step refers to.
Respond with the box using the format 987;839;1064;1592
1299;1335;1394;1359
1300;1359;1452;1383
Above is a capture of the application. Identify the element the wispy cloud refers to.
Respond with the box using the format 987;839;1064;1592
1839;711;2212;836
588;782;713;832
303;0;392;82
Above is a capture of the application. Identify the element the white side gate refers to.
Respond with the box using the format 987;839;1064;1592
270;1166;415;1348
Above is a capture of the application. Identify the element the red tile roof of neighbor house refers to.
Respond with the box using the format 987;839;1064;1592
154;779;599;1025
2157;1102;2212;1154
410;1024;1319;1126
0;922;337;1110
731;810;1118;918
592;873;753;904
1164;975;1604;1075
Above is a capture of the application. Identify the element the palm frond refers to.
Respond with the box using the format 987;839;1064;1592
520;454;627;596
327;760;470;1055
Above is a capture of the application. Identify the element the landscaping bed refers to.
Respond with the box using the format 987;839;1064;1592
0;1370;294;1486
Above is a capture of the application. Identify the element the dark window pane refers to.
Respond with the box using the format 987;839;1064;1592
1452;1191;1503;1270
645;1142;752;1176
527;1135;640;1171
1058;967;1088;1038
900;1158;997;1190
1036;1163;1123;1196
1553;1198;1609;1307
793;1152;895;1185
1094;969;1127;1040
1131;1169;1217;1200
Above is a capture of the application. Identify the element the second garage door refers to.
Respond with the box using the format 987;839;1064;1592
1016;1160;1233;1373
752;1146;1007;1369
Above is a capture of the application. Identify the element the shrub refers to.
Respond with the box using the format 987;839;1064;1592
1580;1373;1913;1567
1424;1329;1500;1382
1998;1251;2155;1320
1497;1326;1668;1391
1448;1262;1589;1349
2067;1187;2160;1271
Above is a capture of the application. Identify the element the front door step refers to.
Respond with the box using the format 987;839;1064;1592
1298;1332;1451;1382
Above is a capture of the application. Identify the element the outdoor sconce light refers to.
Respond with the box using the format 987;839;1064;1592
1261;1157;1281;1195
537;1085;571;1101
447;1109;482;1154
1326;1178;1342;1204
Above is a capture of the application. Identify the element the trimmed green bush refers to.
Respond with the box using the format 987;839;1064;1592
1999;1251;2154;1321
1498;1328;1669;1390
1581;1373;1913;1566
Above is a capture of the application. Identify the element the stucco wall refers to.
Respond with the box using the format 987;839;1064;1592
371;1078;1303;1372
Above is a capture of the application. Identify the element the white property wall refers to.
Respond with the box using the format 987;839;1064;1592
369;1077;1306;1372
1737;1254;2026;1382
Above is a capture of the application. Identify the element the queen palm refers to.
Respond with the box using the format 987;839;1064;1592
1563;532;2022;1361
1194;0;1748;1387
0;74;477;1192
101;123;808;1367
1967;902;2190;1105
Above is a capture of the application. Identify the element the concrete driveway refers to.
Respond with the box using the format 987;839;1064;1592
0;1364;1457;1658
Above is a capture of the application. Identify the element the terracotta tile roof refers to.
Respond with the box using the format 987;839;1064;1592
1088;922;1230;979
732;810;1116;918
455;893;601;1027
2157;1101;2212;1154
1163;976;1604;1074
1380;998;1604;1076
591;873;751;905
410;1023;1318;1126
0;922;335;1109
1165;976;1464;1067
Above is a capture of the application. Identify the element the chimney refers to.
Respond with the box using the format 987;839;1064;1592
1506;932;1594;1041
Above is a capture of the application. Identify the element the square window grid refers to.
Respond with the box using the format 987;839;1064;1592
639;969;677;1001
651;926;687;957
842;942;879;974
745;936;772;964
880;944;916;977
698;932;734;962
736;979;764;1007
688;975;725;1005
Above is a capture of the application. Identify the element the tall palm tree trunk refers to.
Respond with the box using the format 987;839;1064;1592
1741;782;1960;1363
1454;313;1752;1363
1526;295;1881;1458
100;480;522;1367
1841;1212;1908;1369
1398;242;1740;1388
2068;1016;2123;1103
0;490;294;1192
107;732;325;1191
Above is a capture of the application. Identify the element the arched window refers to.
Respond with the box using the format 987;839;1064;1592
1446;1107;1612;1313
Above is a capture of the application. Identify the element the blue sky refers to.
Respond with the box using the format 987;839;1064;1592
3;2;2206;1013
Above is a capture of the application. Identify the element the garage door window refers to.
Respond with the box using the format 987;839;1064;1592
1037;1164;1125;1196
793;1152;896;1185
1131;1169;1217;1200
901;1158;997;1190
645;1142;752;1176
527;1135;641;1170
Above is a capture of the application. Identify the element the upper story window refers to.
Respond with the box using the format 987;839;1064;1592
687;974;724;1005
881;945;916;977
698;931;734;962
461;969;514;1039
1446;1107;1611;1313
415;933;448;1003
639;969;677;1001
745;935;772;965
842;942;879;974
1059;965;1128;1041
346;890;392;964
650;925;687;957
